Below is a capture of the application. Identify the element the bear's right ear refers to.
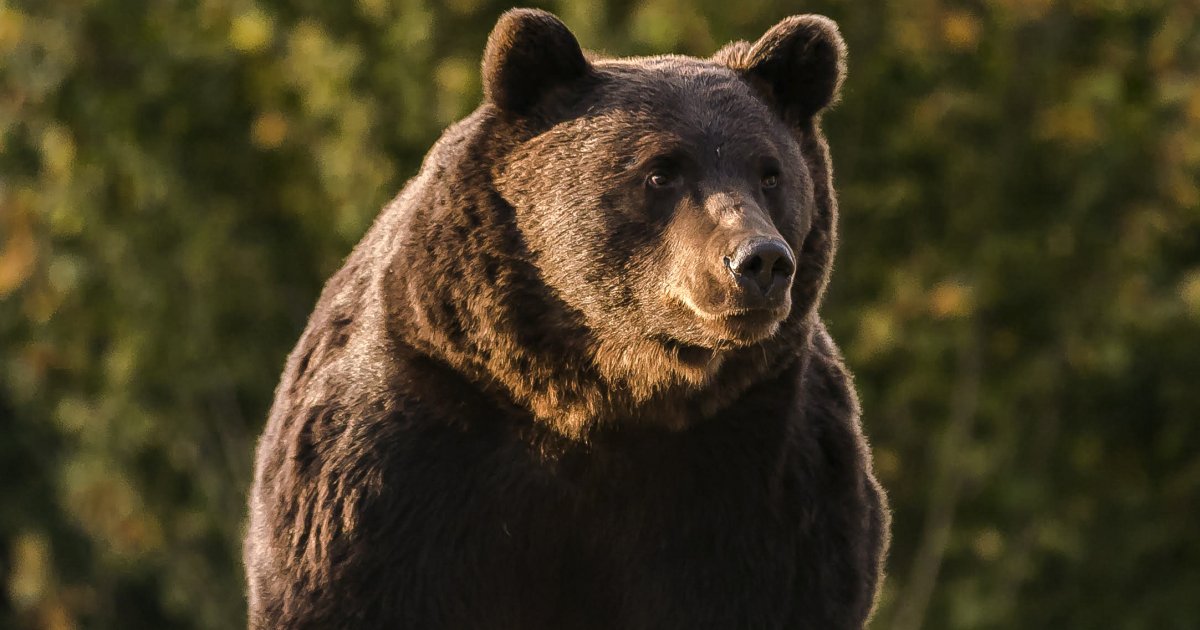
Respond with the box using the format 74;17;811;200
715;15;847;124
482;9;591;114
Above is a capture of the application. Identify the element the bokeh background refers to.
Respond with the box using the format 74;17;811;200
2;0;1199;628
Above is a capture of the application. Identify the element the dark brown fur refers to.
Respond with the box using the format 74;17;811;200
246;9;889;629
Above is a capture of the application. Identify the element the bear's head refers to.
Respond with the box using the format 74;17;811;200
488;11;843;412
389;9;847;436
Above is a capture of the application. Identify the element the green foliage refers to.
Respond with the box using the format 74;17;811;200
1;0;1197;628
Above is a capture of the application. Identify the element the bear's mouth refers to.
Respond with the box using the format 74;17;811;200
675;302;787;346
658;289;790;360
719;308;786;341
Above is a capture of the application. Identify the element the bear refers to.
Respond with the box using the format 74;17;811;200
245;8;889;630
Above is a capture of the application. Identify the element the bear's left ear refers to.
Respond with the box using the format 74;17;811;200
714;15;847;123
482;8;592;114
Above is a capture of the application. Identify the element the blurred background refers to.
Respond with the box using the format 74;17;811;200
2;0;1198;628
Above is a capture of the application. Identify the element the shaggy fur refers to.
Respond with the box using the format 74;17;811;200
245;9;889;629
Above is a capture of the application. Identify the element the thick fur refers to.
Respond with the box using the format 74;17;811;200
245;9;889;630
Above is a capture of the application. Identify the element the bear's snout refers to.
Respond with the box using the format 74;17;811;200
725;237;795;303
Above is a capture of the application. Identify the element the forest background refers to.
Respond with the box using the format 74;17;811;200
2;0;1198;628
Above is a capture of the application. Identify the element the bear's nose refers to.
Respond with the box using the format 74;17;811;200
726;238;795;297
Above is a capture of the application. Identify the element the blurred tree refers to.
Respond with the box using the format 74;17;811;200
0;0;1197;628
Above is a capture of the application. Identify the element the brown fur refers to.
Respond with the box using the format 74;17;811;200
246;9;888;629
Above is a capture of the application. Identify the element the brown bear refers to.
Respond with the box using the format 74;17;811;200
245;8;888;629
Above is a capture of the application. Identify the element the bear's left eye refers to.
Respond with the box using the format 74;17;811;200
647;171;680;189
761;173;779;189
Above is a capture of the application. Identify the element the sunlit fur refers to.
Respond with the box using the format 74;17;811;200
246;9;888;630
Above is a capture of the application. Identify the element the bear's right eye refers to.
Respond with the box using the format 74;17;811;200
646;172;680;189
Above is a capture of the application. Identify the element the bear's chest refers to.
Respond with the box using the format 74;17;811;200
398;420;811;629
553;477;801;629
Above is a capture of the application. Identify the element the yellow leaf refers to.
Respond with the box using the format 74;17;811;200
929;280;974;318
942;10;981;51
230;9;274;53
251;111;288;149
1036;103;1099;147
1187;87;1200;125
0;6;27;54
1179;269;1200;318
972;528;1005;561
7;532;51;610
0;200;36;297
41;124;76;178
